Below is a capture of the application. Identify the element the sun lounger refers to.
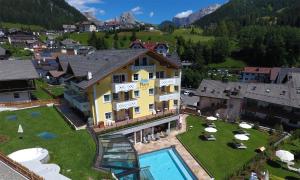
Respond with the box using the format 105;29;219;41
142;137;149;144
155;133;160;140
151;134;157;141
236;143;247;149
203;134;216;141
159;131;167;138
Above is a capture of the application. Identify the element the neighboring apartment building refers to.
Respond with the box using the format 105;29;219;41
197;74;300;127
0;60;38;103
240;67;280;83
7;31;38;47
130;40;169;56
77;21;97;32
62;24;77;33
58;49;182;137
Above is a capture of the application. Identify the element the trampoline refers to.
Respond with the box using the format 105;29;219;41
6;115;17;121
37;132;57;140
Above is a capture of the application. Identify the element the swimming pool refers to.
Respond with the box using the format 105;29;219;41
139;147;197;180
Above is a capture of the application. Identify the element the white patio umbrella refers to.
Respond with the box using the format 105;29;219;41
239;122;252;129
276;150;294;162
18;124;23;133
204;127;217;133
206;116;217;121
234;134;249;141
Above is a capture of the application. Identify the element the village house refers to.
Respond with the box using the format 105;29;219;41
62;24;77;33
0;60;39;103
197;74;300;127
7;31;38;47
77;21;97;32
130;39;169;56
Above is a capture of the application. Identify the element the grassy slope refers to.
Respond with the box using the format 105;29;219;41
208;57;247;69
0;107;109;180
0;22;45;31
177;116;269;179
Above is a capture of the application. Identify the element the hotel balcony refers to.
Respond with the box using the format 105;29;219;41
131;64;156;72
64;90;90;112
155;92;180;102
155;77;180;87
113;99;138;111
112;82;137;93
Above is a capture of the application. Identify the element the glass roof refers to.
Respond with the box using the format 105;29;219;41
97;134;140;179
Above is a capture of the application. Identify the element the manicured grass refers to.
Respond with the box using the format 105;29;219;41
32;80;52;100
264;138;300;179
0;107;110;180
46;85;65;97
208;57;247;69
177;116;269;179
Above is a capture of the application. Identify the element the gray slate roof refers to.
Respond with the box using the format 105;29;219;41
0;60;39;81
197;77;300;109
59;49;180;89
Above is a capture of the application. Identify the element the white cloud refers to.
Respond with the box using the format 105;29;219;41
99;9;105;15
66;0;102;12
131;6;143;15
149;11;154;17
175;10;193;18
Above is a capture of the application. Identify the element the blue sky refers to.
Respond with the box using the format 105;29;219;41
66;0;227;24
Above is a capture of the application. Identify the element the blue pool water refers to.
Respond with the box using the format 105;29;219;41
139;148;197;180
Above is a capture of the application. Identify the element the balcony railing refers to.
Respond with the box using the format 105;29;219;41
155;92;180;102
113;99;138;111
64;91;90;112
131;64;156;72
155;77;180;87
112;82;137;93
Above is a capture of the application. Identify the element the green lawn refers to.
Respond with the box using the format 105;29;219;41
264;138;300;179
0;107;110;180
32;80;52;100
177;116;269;179
46;85;65;97
173;28;215;43
207;57;247;69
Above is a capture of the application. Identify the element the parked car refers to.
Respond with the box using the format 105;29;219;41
183;90;190;95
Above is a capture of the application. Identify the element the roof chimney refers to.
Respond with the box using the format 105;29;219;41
87;71;93;80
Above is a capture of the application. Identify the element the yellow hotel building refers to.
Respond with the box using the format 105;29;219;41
60;49;181;140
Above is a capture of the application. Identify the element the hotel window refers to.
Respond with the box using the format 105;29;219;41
156;71;165;79
149;88;154;95
103;94;111;103
113;93;119;101
142;57;147;66
105;112;112;120
134;90;140;98
174;86;179;92
134;59;139;66
174;100;178;106
149;104;154;111
113;74;126;83
174;71;179;77
134;107;140;114
13;93;20;99
133;74;139;81
149;72;154;79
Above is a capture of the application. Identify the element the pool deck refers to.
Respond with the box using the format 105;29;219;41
135;114;212;180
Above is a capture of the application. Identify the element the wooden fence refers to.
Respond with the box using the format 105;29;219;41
0;99;60;108
0;152;43;180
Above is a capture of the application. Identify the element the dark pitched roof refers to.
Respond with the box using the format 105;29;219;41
59;49;180;89
197;78;300;109
0;60;39;81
